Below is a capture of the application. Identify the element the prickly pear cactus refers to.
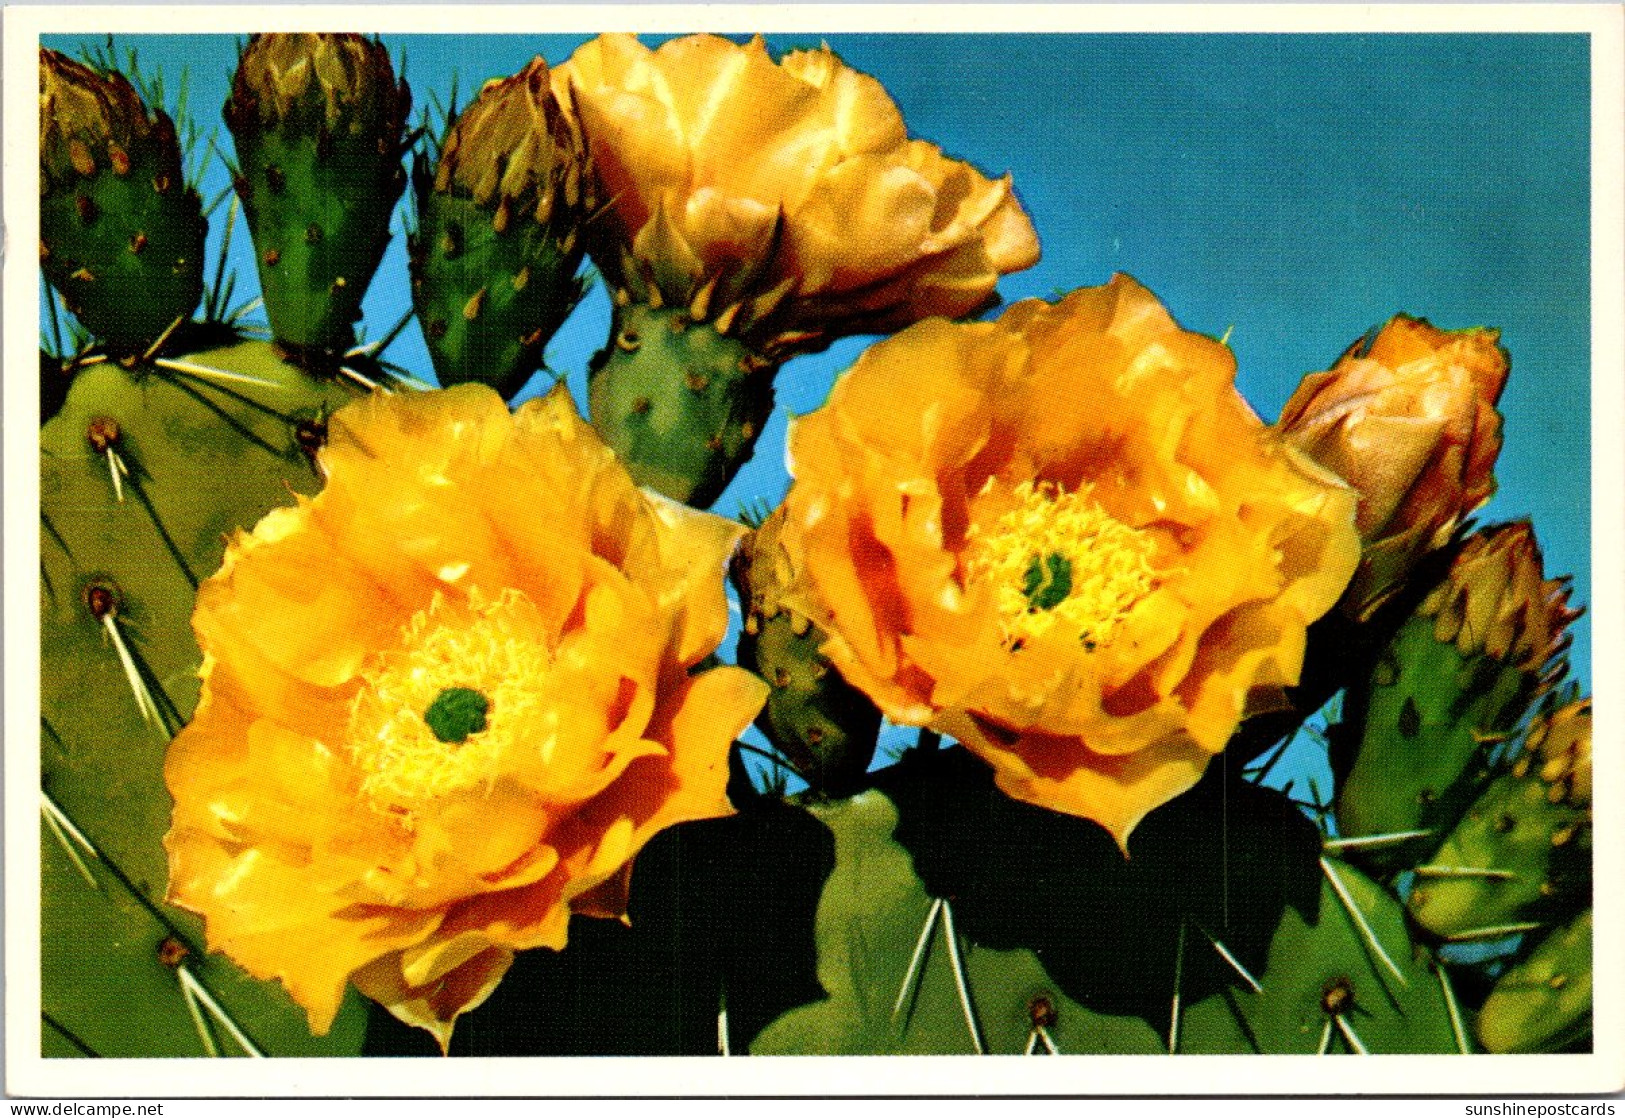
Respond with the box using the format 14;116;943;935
39;48;205;357
747;748;1463;1056
223;33;411;367
37;35;405;1058
36;32;1594;1069
40;340;366;1057
409;57;589;399
1334;524;1578;852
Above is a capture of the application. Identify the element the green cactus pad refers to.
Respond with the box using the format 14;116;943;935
1406;767;1590;942
1180;858;1461;1054
749;791;1166;1055
410;187;583;399
1474;910;1592;1053
1335;613;1536;853
224;35;410;365
588;302;778;508
40;338;363;1056
39;49;206;357
752;775;1461;1055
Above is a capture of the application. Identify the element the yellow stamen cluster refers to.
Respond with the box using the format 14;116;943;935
967;480;1160;647
347;587;551;818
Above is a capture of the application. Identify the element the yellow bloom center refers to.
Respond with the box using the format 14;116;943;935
347;588;550;817
967;480;1160;648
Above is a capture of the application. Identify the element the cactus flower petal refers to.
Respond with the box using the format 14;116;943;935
164;384;766;1048
554;33;1040;354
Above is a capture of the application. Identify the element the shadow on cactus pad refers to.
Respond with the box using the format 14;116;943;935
362;792;834;1056
873;746;1324;1024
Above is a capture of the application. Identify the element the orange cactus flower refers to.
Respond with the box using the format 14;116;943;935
163;385;766;1050
1276;315;1509;617
552;33;1040;354
777;275;1361;846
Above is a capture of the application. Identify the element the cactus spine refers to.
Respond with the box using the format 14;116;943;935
224;34;410;367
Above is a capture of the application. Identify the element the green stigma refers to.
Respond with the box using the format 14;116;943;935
423;686;491;745
1022;552;1074;613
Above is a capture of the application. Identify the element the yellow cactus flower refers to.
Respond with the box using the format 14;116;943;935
163;385;766;1050
553;33;1040;355
1276;315;1509;617
776;275;1361;846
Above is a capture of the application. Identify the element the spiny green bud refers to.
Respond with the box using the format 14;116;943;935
40;49;162;187
731;508;881;797
38;47;205;356
224;34;410;367
1415;522;1578;673
1334;522;1579;856
410;58;591;398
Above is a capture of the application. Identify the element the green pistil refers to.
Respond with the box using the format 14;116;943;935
1023;552;1073;613
424;686;490;744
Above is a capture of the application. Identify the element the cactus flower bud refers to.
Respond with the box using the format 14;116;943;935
225;32;408;135
1335;522;1579;851
39;48;205;356
1418;521;1579;674
731;509;882;797
410;58;592;398
225;34;411;366
1277;315;1509;617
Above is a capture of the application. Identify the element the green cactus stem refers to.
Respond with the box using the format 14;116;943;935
1334;523;1576;857
40;338;364;1056
588;298;779;508
730;512;881;796
1407;700;1591;941
1474;909;1592;1053
224;34;411;368
410;57;589;399
39;48;206;358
